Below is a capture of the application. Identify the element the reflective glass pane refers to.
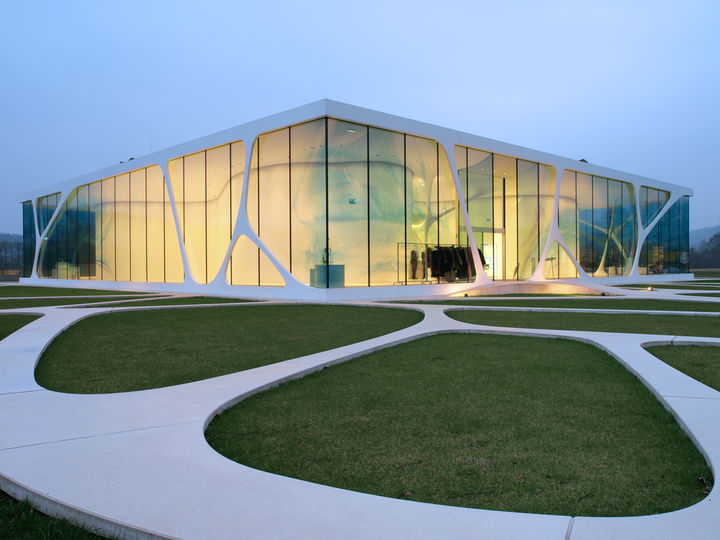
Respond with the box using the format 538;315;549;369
406;135;437;283
538;164;555;262
290;119;326;287
22;201;35;277
454;146;468;248
101;178;116;281
495;154;517;280
228;235;259;286
466;148;493;278
115;173;130;281
592;177;608;276
369;127;404;286
558;170;578;272
147;166;165;282
328;119;368;287
576;173;593;274
258;129;290;283
130;170;147;282
206;145;231;282
184;152;206;283
228;141;246;280
517;160;538;280
88;182;102;280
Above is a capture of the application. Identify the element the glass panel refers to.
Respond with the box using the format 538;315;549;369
369;127;404;286
164;171;184;284
168;158;184;244
640;186;670;227
290;119;326;287
228;141;246;280
558;170;578;276
606;180;621;276
454;146;468;248
206;145;231;282
88;182;102;280
101;178;116;281
184;151;207;283
538;164;555;263
52;193;64;279
76;184;92;279
328;119;368;287
129;170;146;282
576;173;593;274
495;154;517;280
466;148;493;278
37;193;60;234
405;135;437;283
115;173;130;281
517;160;538;280
679;197;689;273
243;142;260;285
228;235;259;286
621;182;636;275
258;129;290;283
147;166;165;282
592;177;608;276
22;201;36;277
640;197;689;275
438;147;459;248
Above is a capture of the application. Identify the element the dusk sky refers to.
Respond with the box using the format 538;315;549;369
2;0;718;234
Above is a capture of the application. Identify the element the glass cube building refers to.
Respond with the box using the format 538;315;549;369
19;100;691;300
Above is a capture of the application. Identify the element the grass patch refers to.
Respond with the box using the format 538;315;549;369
447;310;720;337
622;283;720;290
36;305;422;393
681;292;720;298
206;334;711;516
409;298;720;312
691;269;720;278
0;314;41;340
0;296;150;310
0;490;101;539
73;296;253;308
0;286;145;297
646;345;720;392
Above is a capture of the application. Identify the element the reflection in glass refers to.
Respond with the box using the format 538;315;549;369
290;119;326;287
37;165;180;284
328;119;368;287
22;201;35;278
369;127;404;286
639;196;689;275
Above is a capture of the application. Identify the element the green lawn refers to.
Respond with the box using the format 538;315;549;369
622;283;720;290
410;298;720;312
646;345;720;392
447;309;720;337
0;296;150;309
0;315;41;340
691;269;720;278
0;490;100;539
681;292;720;298
72;296;253;308
35;305;423;393
206;334;711;517
0;286;146;297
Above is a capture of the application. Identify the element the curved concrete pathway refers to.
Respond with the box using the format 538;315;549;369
0;294;718;539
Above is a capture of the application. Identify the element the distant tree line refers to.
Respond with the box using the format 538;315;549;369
690;233;720;268
0;239;22;279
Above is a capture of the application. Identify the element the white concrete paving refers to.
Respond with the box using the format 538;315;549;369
0;292;719;539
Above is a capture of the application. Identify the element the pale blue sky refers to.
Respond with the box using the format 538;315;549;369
1;0;718;233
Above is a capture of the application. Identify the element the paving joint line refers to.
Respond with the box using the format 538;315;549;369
0;419;201;452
